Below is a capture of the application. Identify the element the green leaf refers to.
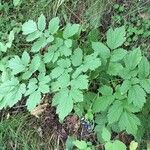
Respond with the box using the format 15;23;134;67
107;62;123;76
8;56;26;75
22;20;37;35
51;73;70;91
59;45;72;56
72;48;83;67
128;84;146;108
107;101;123;124
73;140;87;150
93;95;114;112
38;14;46;31
106;26;126;49
124;48;142;70
21;51;30;66
110;48;127;62
26;90;41;111
53;89;73;120
31;36;47;52
29;55;41;73
99;85;113;96
57;58;71;69
92;42;110;59
0;42;7;52
105;140;126;150
71;75;88;90
0;78;25;109
43;47;56;63
63;23;80;39
82;53;101;72
102;127;111;142
119;111;140;135
38;74;50;93
48;17;60;34
13;0;21;6
120;80;131;95
119;68;138;79
140;79;150;93
26;30;42;42
25;78;38;96
138;56;150;78
50;67;64;79
70;88;83;102
64;39;72;48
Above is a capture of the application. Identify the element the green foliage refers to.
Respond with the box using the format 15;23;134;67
0;13;150;149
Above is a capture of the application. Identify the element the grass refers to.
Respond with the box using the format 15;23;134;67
0;112;61;150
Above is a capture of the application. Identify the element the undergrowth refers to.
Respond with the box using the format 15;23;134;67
0;0;150;150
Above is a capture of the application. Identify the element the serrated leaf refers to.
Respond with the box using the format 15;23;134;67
63;23;80;39
53;89;73;120
25;78;38;96
119;68;138;79
110;48;127;62
8;56;26;75
29;55;41;73
59;45;72;56
22;20;37;35
102;127;111;142
93;95;114;112
64;39;72;48
107;101;123;124
107;62;123;75
70;88;83;102
31;36;47;52
21;51;30;66
82;53;101;72
26;90;41;111
119;111;140;135
92;42;110;59
105;140;126;150
48;17;60;34
72;48;83;67
38;14;46;31
120;80;131;95
71;75;88;90
128;84;146;108
124;48;142;70
43;47;55;63
138;56;150;78
26;30;42;42
140;79;150;93
106;26;126;49
57;58;71;68
0;78;25;109
51;73;70;91
99;85;113;96
50;67;64;79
